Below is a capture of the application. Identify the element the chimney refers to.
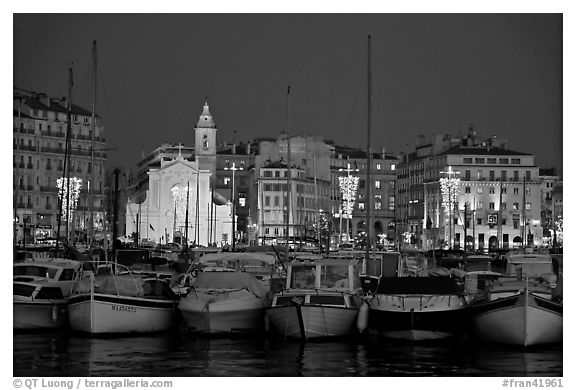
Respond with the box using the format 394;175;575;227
416;134;425;147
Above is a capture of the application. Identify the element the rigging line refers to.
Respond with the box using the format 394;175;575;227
372;64;393;144
343;56;364;147
97;47;120;169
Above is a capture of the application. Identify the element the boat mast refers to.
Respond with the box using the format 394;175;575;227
365;34;372;269
56;66;73;248
89;41;97;247
285;86;292;262
185;181;190;248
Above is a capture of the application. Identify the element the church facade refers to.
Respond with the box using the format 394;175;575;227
125;102;233;247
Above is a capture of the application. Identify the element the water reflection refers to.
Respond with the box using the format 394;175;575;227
13;332;562;377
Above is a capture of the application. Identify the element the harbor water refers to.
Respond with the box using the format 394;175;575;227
13;331;562;377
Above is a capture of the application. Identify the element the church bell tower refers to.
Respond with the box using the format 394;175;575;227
194;101;217;177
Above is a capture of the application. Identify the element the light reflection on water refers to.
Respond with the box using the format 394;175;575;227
13;332;562;377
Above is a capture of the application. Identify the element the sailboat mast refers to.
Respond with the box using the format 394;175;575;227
56;66;73;247
185;182;190;248
89;41;97;246
365;34;372;267
285;86;292;262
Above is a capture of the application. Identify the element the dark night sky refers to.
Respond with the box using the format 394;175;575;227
13;13;563;172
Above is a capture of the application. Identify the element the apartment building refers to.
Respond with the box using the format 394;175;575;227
13;88;107;244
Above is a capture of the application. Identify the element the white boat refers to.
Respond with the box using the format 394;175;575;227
13;258;81;330
178;271;270;334
469;253;562;347
462;254;504;302
67;263;178;335
266;255;366;340
368;276;467;341
178;252;279;334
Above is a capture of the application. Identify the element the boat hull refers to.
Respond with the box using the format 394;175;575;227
68;294;176;334
369;295;467;340
470;293;562;346
267;304;359;339
178;290;266;334
13;301;68;330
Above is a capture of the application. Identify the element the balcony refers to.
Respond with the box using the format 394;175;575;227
18;145;37;152
40;186;58;193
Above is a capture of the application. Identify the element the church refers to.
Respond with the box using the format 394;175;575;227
125;102;233;247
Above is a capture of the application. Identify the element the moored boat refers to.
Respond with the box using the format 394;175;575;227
368;276;467;341
469;253;562;347
13;258;81;330
67;263;178;335
178;271;270;334
177;252;279;334
266;254;366;340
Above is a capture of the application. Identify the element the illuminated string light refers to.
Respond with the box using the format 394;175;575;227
338;175;359;218
57;177;82;221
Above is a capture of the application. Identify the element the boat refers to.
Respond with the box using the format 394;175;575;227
469;252;562;347
13;257;82;330
266;254;366;340
462;254;504;302
67;262;178;334
368;276;467;341
177;252;279;334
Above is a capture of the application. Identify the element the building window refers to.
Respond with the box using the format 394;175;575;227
374;180;381;189
526;171;531;181
513;171;519;181
477;218;483;225
477;187;483;194
358;202;365;210
514;188;519;194
374;195;382;210
465;170;471;180
526;202;532;210
275;171;280;178
489;202;495;210
513;220;519;229
463;158;473;164
475;158;485;164
525;188;531;196
465;187;471;194
513;202;519;210
477;202;483;209
501;202;507;210
512;158;520;164
501;171;507;181
499;158;509;164
274;196;279;207
487;158;496;164
489;170;495;181
477;170;484;180
376;163;381;170
489;187;495;194
389;196;395;210
391;164;396;171
224;177;231;186
264;196;270;206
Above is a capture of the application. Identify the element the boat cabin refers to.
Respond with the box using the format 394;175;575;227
286;256;361;291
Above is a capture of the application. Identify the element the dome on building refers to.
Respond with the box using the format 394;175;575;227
196;101;216;128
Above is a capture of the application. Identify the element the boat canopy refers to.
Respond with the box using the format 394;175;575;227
192;272;267;298
199;252;277;265
375;277;462;295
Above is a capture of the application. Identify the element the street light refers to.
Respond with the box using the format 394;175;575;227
224;162;243;251
440;166;460;249
338;162;359;244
